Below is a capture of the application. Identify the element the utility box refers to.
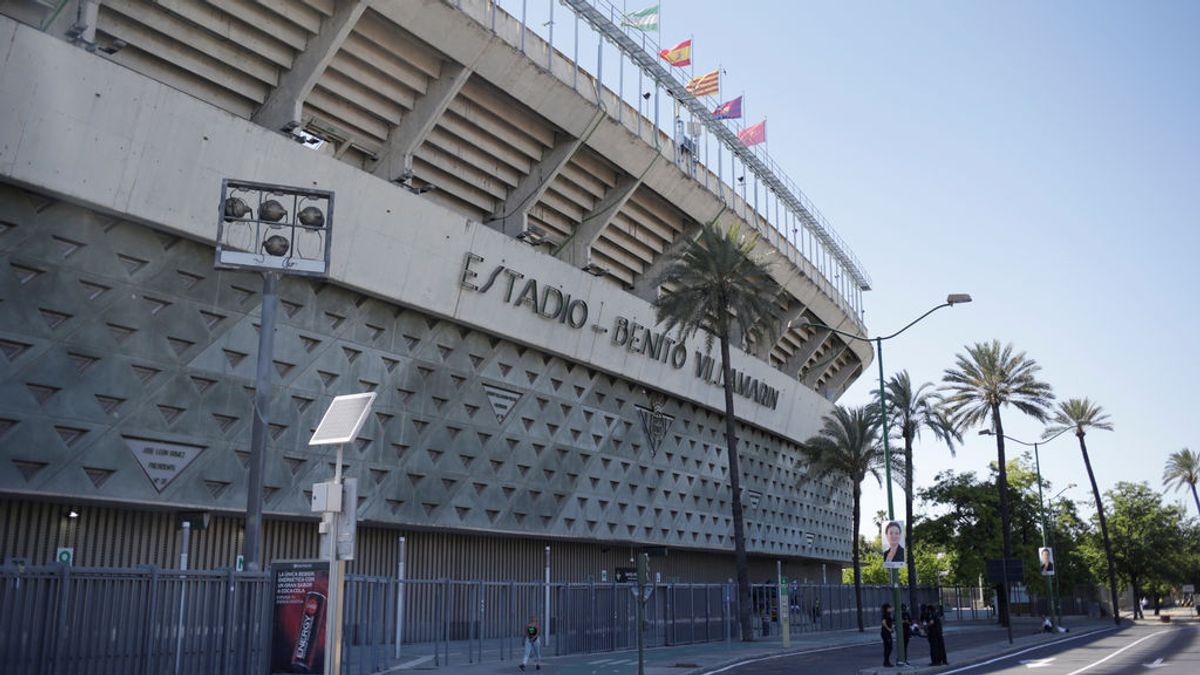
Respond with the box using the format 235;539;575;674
311;481;342;513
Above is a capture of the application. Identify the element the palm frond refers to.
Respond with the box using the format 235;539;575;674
1043;397;1114;437
1163;447;1200;493
940;339;1055;432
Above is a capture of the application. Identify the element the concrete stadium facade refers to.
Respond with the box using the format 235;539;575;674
0;0;871;584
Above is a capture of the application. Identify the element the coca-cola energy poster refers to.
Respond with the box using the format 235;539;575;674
271;560;330;674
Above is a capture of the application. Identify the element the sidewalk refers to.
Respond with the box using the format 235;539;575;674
391;617;1111;675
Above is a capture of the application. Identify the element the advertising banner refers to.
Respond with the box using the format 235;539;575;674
271;560;330;674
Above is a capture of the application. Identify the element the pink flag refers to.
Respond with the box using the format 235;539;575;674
738;120;766;147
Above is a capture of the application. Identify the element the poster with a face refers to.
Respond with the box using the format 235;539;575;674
1038;547;1055;576
882;520;906;568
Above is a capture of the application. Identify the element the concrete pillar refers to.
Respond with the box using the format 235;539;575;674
372;62;472;182
253;0;369;131
486;109;605;237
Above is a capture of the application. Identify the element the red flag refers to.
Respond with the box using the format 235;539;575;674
738;120;766;147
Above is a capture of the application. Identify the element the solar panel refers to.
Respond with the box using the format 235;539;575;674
309;392;376;446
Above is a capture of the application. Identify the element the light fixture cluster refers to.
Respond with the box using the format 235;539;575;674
216;180;334;276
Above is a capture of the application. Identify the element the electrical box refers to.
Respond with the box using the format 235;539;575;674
311;481;342;513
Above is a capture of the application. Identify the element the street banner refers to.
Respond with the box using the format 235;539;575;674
271;560;330;674
1038;547;1056;576
882;520;906;569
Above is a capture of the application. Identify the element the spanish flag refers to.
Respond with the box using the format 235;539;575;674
686;69;720;97
659;39;692;67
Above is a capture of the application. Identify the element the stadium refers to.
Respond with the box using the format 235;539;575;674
0;0;872;595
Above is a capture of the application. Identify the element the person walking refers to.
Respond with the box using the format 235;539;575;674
520;613;541;671
881;603;895;667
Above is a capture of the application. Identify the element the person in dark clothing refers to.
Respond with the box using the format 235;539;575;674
924;605;948;666
881;603;895;667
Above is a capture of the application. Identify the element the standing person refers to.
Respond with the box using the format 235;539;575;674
881;603;895;667
520;614;541;671
926;606;948;665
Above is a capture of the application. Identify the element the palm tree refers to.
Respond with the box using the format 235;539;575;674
653;220;780;641
941;340;1054;628
1163;448;1200;516
880;370;959;614
799;405;886;632
1044;399;1120;624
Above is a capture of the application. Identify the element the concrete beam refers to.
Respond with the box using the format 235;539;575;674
553;167;643;266
486;109;605;237
823;361;863;401
630;221;701;302
781;327;830;378
372;61;471;182
253;0;369;131
752;300;808;360
802;343;848;388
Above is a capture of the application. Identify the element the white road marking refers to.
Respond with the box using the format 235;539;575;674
1143;657;1168;669
1019;657;1055;668
1063;630;1168;675
587;659;615;664
937;627;1118;675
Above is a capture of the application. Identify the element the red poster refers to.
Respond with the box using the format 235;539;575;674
271;560;330;674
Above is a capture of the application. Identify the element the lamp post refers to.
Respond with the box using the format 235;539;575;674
978;428;1072;628
216;180;334;571
800;293;972;664
1046;485;1075;621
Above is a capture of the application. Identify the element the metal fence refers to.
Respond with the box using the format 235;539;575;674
0;565;1086;674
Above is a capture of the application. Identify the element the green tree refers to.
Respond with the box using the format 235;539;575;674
1044;398;1120;625
653;221;780;641
941;340;1054;627
1103;482;1186;619
917;455;1056;590
880;370;959;612
800;405;886;632
1163;448;1200;517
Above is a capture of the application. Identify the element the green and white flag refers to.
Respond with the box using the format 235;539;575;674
622;5;660;32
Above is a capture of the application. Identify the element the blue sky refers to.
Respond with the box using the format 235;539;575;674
503;1;1200;532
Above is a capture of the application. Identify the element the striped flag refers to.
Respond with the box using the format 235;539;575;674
686;69;720;97
622;5;660;32
658;39;692;67
738;120;766;147
712;96;742;120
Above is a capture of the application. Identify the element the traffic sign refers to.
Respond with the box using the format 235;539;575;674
55;547;74;566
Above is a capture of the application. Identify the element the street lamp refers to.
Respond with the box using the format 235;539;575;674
216;179;334;571
978;427;1072;629
799;293;971;663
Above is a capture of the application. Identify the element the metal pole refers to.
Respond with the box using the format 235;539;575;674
174;520;191;675
244;271;279;572
394;536;406;659
1032;442;1056;627
544;546;551;651
876;336;905;664
326;445;345;675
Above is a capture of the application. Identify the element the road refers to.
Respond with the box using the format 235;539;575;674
941;623;1198;675
706;624;1044;674
705;624;1199;675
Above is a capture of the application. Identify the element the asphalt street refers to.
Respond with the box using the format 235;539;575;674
939;623;1198;675
707;623;1197;675
707;624;1044;674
